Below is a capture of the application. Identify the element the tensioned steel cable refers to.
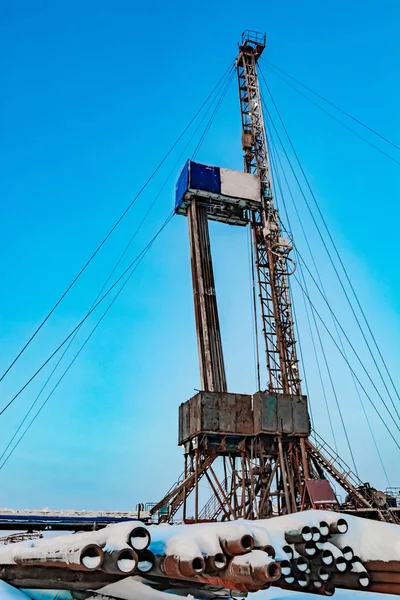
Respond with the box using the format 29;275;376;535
266;122;317;432
267;119;343;458
192;66;236;160
0;62;234;384
0;214;173;471
294;274;400;452
269;120;390;484
263;93;400;434
261;58;400;152
258;71;400;420
0;211;174;418
296;249;400;434
0;81;234;463
261;62;400;167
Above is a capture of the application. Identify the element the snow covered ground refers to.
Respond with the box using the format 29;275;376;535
1;580;396;599
1;511;400;599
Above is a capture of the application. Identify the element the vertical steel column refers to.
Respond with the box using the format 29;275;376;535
236;42;301;396
187;198;227;392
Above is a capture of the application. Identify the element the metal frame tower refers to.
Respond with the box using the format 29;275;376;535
152;31;398;525
237;32;300;396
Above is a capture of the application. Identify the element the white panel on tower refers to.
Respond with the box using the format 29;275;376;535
219;168;261;202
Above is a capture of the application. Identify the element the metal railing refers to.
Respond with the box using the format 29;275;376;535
310;429;364;489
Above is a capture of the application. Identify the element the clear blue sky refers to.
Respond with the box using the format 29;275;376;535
0;0;399;510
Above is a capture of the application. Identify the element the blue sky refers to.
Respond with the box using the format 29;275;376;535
0;0;399;510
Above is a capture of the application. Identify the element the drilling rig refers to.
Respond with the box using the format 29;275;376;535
151;31;398;524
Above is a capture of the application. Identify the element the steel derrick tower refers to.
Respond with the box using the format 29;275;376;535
152;31;398;525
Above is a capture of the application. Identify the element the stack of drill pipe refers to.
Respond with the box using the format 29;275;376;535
0;520;154;589
226;550;281;585
152;527;282;593
0;543;104;571
97;522;150;576
346;560;400;595
276;519;360;594
277;517;400;596
219;532;254;556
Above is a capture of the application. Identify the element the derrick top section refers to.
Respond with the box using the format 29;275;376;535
238;30;266;61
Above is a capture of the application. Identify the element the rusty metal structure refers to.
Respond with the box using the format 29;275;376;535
151;31;398;525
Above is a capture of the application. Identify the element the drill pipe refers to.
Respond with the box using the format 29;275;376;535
205;553;228;573
369;571;400;585
311;527;321;542
101;547;138;575
367;582;400;595
319;521;330;538
285;526;313;544
220;534;254;556
126;526;150;552
260;545;276;558
3;543;104;572
278;559;293;577
292;556;309;573
341;546;354;562
309;548;334;567
316;566;331;583
252;560;281;584
277;580;328;596
329;519;348;535
311;580;323;590
296;572;310;589
333;556;349;573
366;560;400;572
294;542;317;557
332;571;371;589
227;557;281;585
161;554;205;579
0;564;120;590
137;549;155;574
282;545;294;560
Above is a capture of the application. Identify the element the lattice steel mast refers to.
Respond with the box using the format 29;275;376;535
153;31;398;525
237;32;300;395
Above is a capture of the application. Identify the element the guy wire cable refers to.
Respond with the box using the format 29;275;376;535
0;61;234;384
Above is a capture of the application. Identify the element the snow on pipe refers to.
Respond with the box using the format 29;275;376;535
161;554;206;579
319;521;330;538
284;526;313;544
294;541;317;557
128;526;151;552
260;544;276;558
296;572;310;589
278;559;292;577
311;527;321;542
226;552;281;585
328;518;348;535
101;547;138;575
292;555;309;573
75;521;151;554
282;545;294;560
316;566;331;583
205;552;228;573
2;543;104;571
137;549;156;574
219;533;254;556
341;545;354;562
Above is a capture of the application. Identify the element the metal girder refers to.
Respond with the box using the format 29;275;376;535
187;198;227;393
236;36;301;396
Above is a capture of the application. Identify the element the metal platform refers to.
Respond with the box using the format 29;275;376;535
0;508;152;531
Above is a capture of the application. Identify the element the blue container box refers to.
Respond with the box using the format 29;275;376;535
175;160;222;211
